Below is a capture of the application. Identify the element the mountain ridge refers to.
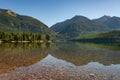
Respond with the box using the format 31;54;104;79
51;15;110;38
93;15;120;30
0;8;54;35
1;8;120;39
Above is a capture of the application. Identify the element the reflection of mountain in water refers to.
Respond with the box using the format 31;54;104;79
0;43;51;74
0;42;120;74
0;54;120;80
51;42;120;66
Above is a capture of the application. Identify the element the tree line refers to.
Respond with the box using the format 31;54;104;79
0;31;51;42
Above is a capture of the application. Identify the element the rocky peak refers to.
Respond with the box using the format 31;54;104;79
0;8;16;17
7;10;16;17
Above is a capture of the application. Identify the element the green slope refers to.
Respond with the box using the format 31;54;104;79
0;8;54;35
74;30;120;43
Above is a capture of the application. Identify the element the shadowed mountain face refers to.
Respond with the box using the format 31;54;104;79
51;15;109;38
93;15;111;24
93;15;120;30
0;8;54;35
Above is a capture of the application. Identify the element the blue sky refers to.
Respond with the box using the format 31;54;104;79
0;0;120;27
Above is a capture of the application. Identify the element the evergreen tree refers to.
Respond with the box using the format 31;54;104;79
46;34;50;41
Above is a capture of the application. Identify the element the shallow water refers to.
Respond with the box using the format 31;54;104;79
0;42;120;80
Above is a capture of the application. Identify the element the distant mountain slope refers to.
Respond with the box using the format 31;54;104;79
93;15;111;24
74;30;120;43
93;30;120;39
93;15;120;30
0;8;54;35
51;15;109;38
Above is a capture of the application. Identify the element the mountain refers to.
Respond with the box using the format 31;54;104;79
93;15;120;30
93;15;111;24
0;8;54;35
51;15;109;38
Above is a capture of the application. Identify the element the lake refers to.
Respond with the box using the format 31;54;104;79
0;42;120;80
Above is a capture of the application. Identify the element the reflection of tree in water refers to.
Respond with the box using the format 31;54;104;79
0;42;120;74
0;43;50;74
46;42;51;48
51;42;120;66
